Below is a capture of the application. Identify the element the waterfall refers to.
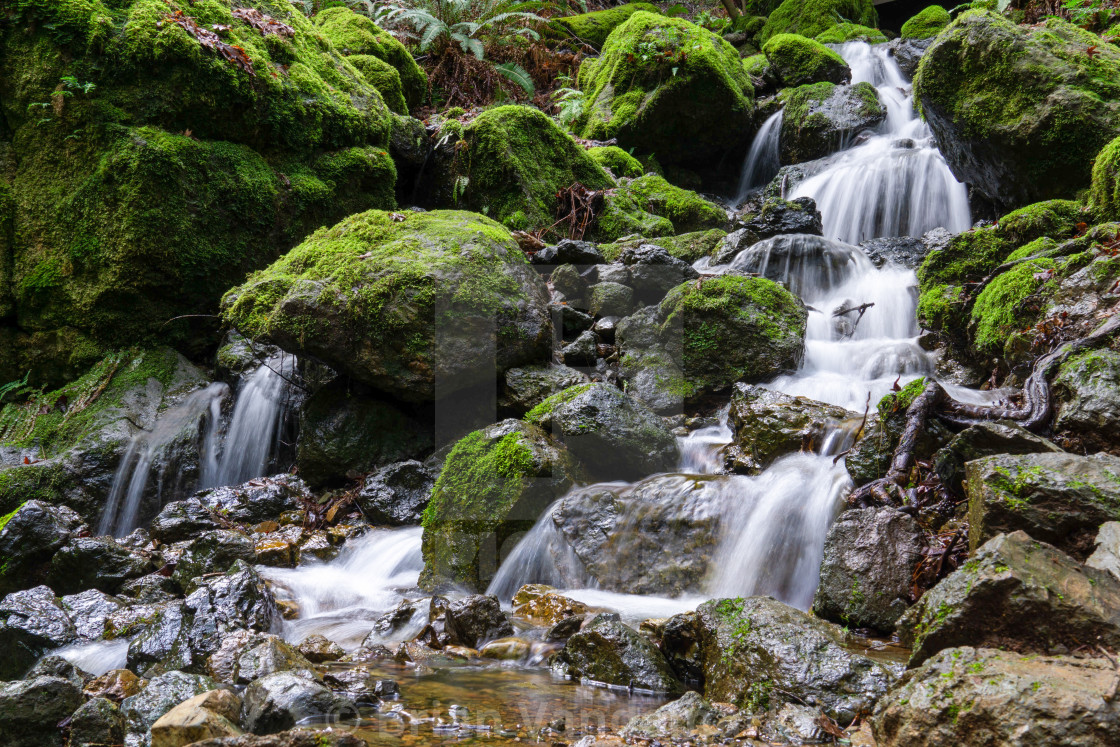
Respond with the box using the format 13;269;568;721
787;42;971;243
98;356;297;538
736;110;783;202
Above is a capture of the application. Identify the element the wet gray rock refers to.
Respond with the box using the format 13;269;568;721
897;531;1120;667
554;616;684;694
588;282;635;317
0;586;76;679
545;615;584;643
1053;348;1120;452
0;676;84;747
296;635;345;664
618;244;699;304
847;412;954;487
539;383;679;481
710;227;760;265
69;696;126;747
859;235;930;269
224;634;317;685
562;330;599;366
966;452;1120;559
296;379;434;487
696;597;895;724
62;589;125;640
365;599;423;643
725;384;856;474
149;499;220;544
444;595;513;648
550;265;590;309
120;670;219;736
738;196;822;239
555;304;595;338
48;536;154;594
932;421;1063;496
126;601;191;675
659;611;704;687
779;82;886;164
184;562;282;657
620;691;722;739
873;647;1120;746
1088;522;1120;581
812;508;928;632
615;305;685;414
887;37;933;78
532;239;605;266
240;672;358;735
0;501;85;595
356;460;435;525
553;474;722;595
195;475;311;526
173;530;256;593
120;574;180;604
26;655;88;688
498;365;590;417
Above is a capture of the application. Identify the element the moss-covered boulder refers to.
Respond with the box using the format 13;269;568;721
1090;134;1120;221
419;420;579;591
600;229;728;263
221;210;552;404
588;145;644;178
913;11;1120;210
760;0;878;43
762;34;851;87
0;0;398;384
312;6;429;113
778;81;884;163
592;175;728;242
451;106;614;232
556;2;661;48
576;13;755;173
814;23;887;44
900;5;950;40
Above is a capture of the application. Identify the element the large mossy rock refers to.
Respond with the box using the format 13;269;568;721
525;383;679;480
760;0;878;43
897;531;1120;667
913;11;1120;210
451;106;614;232
575;13;754;172
592;175;728;243
696;597;895;724
778;82;884;164
873;646;1120;747
762;34;850;87
312;6;428;113
1092;134;1120;220
419;420;579;591
221;210;552;404
556;2;661;48
965;452;1120;559
900;5;950;40
0;0;399;383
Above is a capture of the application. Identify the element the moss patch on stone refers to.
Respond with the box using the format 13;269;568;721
760;0;878;43
588;146;644;178
970;258;1056;356
556;2;661;47
1090;134;1120;222
762;34;849;86
901;5;950;39
815;23;887;44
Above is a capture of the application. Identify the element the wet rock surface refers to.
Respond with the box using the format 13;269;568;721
554;615;685;694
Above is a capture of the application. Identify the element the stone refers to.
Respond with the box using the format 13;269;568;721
47;536;154;594
444;595;514;649
195;475;311;526
85;669;144;702
812;508;928;632
121;670;219;736
897;531;1120;667
69;697;126;747
738;197;824;239
478;637;531;661
1053;348;1120;452
966;452;1120;559
696;597;894;724
498;365;590;416
355;460;436;525
297;635;346;664
173;530;256;593
561;330;599;367
240;672;358;735
931;422;1063;495
872;647;1120;746
620;691;722;739
512;590;589;625
150;499;220;544
763;34;851;87
659;612;704;687
0;586;76;679
588;282;635;318
1088;522;1120;581
184;730;366;746
62;589;125;641
0;501;84;595
778;82;885;164
550;265;590;307
0;676;84;747
859;235;931;269
725;384;856;474
150;689;244;747
618;244;699;304
554;616;685;693
532;239;606;266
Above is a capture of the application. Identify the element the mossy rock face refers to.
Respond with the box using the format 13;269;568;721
1054;349;1120;452
419;419;579;591
814;23;887;44
913;11;1120;211
778;81;884;163
222;209;552;404
588;145;644;178
452;106;614;232
900;5;950;40
763;34;850;87
575;12;755;173
312;6;428;112
0;0;398;384
1091;134;1120;221
556;2;661;48
593;174;728;242
760;0;878;43
600;229;728;263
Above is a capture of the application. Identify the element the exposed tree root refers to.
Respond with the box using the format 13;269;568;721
848;314;1120;509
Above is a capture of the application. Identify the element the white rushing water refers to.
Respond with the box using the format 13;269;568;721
735;110;783;201
99;355;296;538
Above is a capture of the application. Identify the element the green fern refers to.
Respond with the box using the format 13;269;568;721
374;0;548;57
494;62;534;93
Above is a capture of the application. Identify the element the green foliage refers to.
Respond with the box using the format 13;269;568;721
592;174;726;242
900;5;950;39
375;0;546;59
551;76;586;128
760;0;878;43
523;382;592;424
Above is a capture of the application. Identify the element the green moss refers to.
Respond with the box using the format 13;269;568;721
456;105;613;232
523;383;593;425
575;12;754;170
918;225;1008;292
556;2;661;47
971;257;1056;355
1091;134;1120;221
588;146;644;178
815;23;887;44
422;431;535;530
0;503;23;534
760;0;877;43
997;199;1084;245
901;5;950;39
762;33;848;86
592;174;725;243
742;53;768;78
877;377;926;420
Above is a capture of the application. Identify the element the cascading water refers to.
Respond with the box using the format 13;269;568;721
735;110;783;201
785;42;971;244
99;355;298;538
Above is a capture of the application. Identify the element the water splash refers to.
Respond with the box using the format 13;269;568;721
736;110;783;202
